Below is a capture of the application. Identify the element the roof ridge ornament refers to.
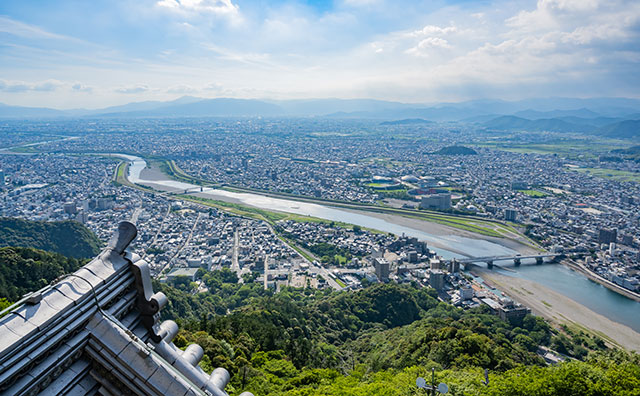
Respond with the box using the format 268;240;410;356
107;220;137;254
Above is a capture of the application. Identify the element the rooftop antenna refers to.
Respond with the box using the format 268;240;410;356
416;368;448;395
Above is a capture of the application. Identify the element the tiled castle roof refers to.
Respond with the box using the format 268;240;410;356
0;221;254;396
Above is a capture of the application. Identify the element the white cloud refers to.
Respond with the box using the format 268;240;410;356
72;83;93;92
156;0;240;19
0;16;75;41
341;0;381;7
406;37;452;56
115;85;149;94
410;25;457;38
203;82;224;92
166;84;197;93
1;0;640;106
0;79;63;92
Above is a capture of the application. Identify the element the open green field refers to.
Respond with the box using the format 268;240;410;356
159;159;217;186
476;137;630;159
113;161;134;187
365;182;392;188
572;167;640;183
178;195;374;232
397;211;511;238
519;189;548;197
8;145;40;153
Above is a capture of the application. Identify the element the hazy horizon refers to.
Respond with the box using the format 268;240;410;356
1;0;640;109
5;94;640;113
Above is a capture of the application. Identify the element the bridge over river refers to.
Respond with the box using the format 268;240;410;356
403;252;573;270
457;253;563;269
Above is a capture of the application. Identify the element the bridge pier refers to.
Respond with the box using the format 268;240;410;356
463;262;472;271
514;258;521;266
536;257;544;265
486;260;494;269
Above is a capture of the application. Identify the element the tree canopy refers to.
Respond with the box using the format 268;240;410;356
0;217;102;258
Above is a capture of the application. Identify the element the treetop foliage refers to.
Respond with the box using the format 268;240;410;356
0;217;102;258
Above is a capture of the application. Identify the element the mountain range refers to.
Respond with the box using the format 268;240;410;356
479;115;640;138
0;96;639;138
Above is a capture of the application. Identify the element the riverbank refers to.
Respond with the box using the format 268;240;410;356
136;159;539;256
345;209;540;256
144;158;533;240
562;259;640;302
474;266;640;352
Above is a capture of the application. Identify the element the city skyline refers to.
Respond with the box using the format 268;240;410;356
1;0;640;108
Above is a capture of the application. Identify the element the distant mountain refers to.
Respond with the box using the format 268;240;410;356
598;120;640;139
273;98;412;116
482;115;595;133
1;96;640;120
555;116;624;127
326;106;495;121
460;114;505;123
97;98;285;117
431;145;477;155
0;217;102;259
514;108;601;119
611;145;640;155
84;95;204;116
0;103;67;118
380;118;434;125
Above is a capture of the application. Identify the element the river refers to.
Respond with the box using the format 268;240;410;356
121;154;640;332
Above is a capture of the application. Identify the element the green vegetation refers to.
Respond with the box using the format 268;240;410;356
611;145;640;161
475;137;629;160
146;246;165;255
113;160;130;186
178;195;288;223
180;196;374;233
365;182;403;190
572;167;640;183
0;217;102;258
375;189;413;200
307;242;355;266
160;159;215;186
519;189;547;198
157;279;635;396
431;145;478;155
7;145;40;154
0;246;86;301
407;211;508;238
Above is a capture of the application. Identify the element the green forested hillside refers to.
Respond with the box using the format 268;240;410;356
156;270;639;396
0;246;85;301
0;217;102;258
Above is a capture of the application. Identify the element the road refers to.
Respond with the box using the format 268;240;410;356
130;207;143;224
264;254;269;290
231;228;241;278
159;212;202;277
266;224;343;290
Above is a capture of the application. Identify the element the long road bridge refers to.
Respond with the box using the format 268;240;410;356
404;252;574;270
456;253;562;269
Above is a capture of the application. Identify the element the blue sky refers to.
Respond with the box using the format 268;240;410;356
0;0;639;108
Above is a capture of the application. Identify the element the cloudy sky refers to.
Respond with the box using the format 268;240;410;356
1;0;639;108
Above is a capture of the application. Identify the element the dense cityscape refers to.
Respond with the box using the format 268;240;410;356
2;0;640;394
1;119;639;321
